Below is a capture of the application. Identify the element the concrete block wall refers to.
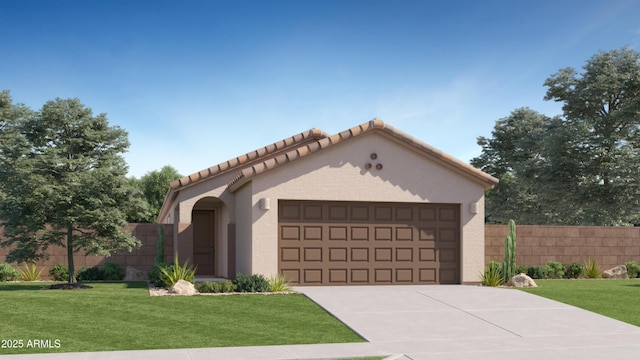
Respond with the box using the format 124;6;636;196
0;224;173;280
486;224;640;271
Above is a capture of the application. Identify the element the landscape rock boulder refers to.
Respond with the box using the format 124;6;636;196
169;280;198;295
508;273;537;288
603;265;628;279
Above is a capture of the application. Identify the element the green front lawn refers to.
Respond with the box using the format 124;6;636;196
519;279;640;327
0;282;363;354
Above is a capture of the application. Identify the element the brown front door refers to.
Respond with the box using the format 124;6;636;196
193;210;215;275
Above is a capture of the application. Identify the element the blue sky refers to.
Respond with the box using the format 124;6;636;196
2;0;639;178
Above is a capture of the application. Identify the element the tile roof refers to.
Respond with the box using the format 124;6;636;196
157;119;498;222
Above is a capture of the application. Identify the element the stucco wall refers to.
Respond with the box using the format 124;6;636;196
246;132;486;283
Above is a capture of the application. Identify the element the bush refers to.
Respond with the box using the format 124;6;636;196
584;258;601;279
0;263;20;281
546;261;565;279
19;262;44;281
481;261;504;287
515;265;528;275
233;273;270;292
524;265;548;279
159;256;197;288
49;263;69;281
148;262;172;287
269;274;291;292
195;280;236;293
625;261;640;278
102;262;125;281
77;266;104;281
564;262;585;279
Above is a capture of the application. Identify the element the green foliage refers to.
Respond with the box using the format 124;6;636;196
0;263;20;281
48;263;69;281
159;255;197;287
564;262;585;279
195;280;236;293
269;274;292;292
77;266;104;281
234;273;270;292
472;47;640;225
584;258;601;279
128;166;182;223
148;262;171;287
0;94;146;283
545;261;565;279
19;262;44;281
502;219;517;279
625;261;640;278
523;265;548;279
102;262;125;281
481;261;504;287
154;225;165;265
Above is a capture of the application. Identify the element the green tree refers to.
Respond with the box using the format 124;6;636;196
0;94;145;283
129;165;182;223
473;47;640;225
544;47;640;225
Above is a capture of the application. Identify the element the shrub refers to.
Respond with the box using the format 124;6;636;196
481;261;504;287
102;262;125;281
546;261;565;279
625;261;640;278
269;274;291;292
0;263;20;281
584;258;601;279
515;265;528;275
234;273;270;292
524;265;548;279
159;255;197;288
49;263;69;281
19;262;44;281
564;262;585;279
148;262;172;287
195;280;236;293
77;266;104;281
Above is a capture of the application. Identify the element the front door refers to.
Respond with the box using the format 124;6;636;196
193;210;215;275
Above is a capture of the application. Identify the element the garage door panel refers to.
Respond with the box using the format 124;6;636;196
304;226;322;240
351;227;369;240
351;248;369;261
279;201;460;285
329;247;348;262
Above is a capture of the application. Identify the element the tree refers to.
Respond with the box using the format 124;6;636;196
128;165;182;223
544;47;640;225
0;94;145;283
473;47;640;225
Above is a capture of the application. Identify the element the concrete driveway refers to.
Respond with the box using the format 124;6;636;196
297;285;640;359
6;285;640;360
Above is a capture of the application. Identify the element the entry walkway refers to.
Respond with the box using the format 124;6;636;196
5;285;640;359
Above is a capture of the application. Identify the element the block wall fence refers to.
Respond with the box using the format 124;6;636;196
0;224;173;280
1;224;639;280
486;224;640;271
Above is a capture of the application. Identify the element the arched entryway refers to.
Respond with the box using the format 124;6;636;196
192;197;223;276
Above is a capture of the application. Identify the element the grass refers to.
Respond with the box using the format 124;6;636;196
519;279;640;327
0;281;363;354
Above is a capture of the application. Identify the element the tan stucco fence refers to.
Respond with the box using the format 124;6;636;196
1;223;639;280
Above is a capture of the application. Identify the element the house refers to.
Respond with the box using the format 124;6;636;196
157;119;498;285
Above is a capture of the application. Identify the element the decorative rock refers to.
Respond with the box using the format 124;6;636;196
603;265;628;279
124;266;146;281
508;273;537;288
169;280;198;295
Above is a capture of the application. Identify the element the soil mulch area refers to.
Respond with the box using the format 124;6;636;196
42;283;93;290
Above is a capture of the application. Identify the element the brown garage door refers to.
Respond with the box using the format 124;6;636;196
278;200;460;285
